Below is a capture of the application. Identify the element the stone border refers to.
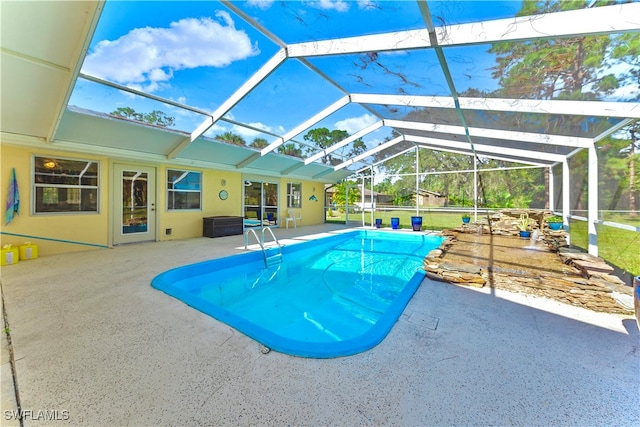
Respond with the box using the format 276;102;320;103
423;226;633;315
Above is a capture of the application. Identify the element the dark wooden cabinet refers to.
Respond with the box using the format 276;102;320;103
203;216;243;238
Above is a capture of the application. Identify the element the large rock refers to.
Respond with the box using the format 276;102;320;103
422;219;632;314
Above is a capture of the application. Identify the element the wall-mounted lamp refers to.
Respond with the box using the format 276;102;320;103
221;179;226;186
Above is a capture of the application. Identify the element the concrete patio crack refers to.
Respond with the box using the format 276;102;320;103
1;279;23;427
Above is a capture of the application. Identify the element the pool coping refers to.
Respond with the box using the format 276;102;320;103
152;229;444;358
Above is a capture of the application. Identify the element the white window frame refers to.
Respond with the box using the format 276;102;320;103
167;169;202;211
32;155;100;214
287;182;302;208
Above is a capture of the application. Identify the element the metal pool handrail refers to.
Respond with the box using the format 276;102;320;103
244;228;263;250
262;227;283;267
244;227;283;267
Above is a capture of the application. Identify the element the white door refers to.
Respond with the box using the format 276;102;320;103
113;164;156;245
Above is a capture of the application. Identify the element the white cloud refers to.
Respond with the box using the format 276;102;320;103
334;114;377;134
357;0;378;10
83;11;259;91
203;122;229;138
232;122;285;141
202;114;284;142
308;0;350;12
246;0;275;10
247;0;375;13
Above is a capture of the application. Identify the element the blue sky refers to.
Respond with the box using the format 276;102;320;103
70;0;526;151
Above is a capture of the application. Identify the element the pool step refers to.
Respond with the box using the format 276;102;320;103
265;252;282;268
244;226;283;269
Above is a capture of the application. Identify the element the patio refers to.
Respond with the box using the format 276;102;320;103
1;224;638;426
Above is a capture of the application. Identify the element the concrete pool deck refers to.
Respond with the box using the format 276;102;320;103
1;224;639;426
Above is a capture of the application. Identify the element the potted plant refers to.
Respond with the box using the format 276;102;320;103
546;215;563;230
390;217;400;230
517;213;534;238
411;216;423;231
461;213;471;224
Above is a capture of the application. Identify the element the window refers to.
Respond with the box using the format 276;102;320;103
287;182;302;208
33;156;99;213
167;169;201;210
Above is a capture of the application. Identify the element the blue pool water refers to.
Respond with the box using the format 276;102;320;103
152;230;443;358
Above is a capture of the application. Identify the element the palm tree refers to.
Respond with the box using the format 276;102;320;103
216;131;246;146
249;138;269;149
277;143;303;158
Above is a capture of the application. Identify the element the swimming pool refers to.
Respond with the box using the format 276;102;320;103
152;230;443;358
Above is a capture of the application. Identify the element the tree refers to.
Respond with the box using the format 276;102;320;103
350;138;367;158
110;107;175;127
303;127;366;165
607;29;640;102
601;123;640;217
249;138;269;149
483;0;638;211
331;180;360;208
142;110;175;127
573;127;640;217
336;1;635;213
622;126;639;217
609;32;640;215
277;143;303;158
216;131;245;146
489;1;621;100
110;107;140;121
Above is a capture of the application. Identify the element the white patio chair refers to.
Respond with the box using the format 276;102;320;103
286;210;302;229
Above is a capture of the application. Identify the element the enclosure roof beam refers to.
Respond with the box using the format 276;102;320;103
304;120;384;165
355;146;416;174
414;142;552;167
287;4;638;58
80;73;210;116
221;0;287;49
459;99;640;119
593;118;636;143
287;29;432;58
417;1;478;158
386;119;592;149
168;48;288;160
405;135;565;163
566;147;586;160
334;135;405;171
351;93;640;119
260;95;351;157
422;164;546;175
46;1;104;144
439;3;639;47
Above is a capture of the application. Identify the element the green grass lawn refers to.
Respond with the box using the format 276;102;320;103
569;219;640;277
327;209;640;277
326;209;465;230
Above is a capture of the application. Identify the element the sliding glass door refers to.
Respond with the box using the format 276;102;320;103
244;180;278;227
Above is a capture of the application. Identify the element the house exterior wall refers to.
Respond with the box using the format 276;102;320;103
1;143;110;255
1;141;327;258
279;178;324;225
301;179;324;224
159;165;243;241
417;194;446;207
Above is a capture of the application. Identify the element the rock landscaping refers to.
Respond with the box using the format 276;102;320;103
423;210;634;315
